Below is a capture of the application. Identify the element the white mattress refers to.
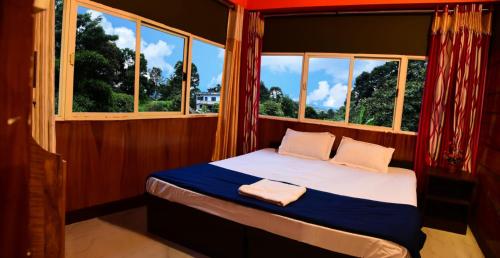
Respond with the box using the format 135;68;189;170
146;148;417;258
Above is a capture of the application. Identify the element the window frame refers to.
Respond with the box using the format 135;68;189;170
260;52;427;135
187;36;226;115
56;0;226;121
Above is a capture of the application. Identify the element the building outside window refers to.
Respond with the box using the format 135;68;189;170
194;92;220;113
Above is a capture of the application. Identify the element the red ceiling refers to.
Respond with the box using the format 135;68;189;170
230;0;496;11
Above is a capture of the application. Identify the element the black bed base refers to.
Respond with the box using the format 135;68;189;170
147;194;354;258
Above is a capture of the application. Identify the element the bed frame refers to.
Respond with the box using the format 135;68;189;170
146;194;354;258
145;149;414;258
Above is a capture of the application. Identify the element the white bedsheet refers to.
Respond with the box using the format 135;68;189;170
146;148;417;258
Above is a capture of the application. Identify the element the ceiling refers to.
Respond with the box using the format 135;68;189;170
230;0;496;11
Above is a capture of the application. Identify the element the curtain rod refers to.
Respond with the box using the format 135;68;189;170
215;0;235;9
263;8;490;18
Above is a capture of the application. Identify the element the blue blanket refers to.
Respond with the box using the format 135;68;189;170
149;164;425;258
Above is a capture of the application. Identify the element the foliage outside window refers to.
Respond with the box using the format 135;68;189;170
259;55;302;118
139;25;185;112
259;54;427;133
55;0;64;114
402;60;428;131
349;59;399;127
73;7;136;112
55;1;225;119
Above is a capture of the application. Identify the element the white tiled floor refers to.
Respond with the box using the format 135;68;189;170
65;207;484;258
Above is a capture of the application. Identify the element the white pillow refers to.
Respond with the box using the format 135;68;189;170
278;129;335;161
330;137;394;173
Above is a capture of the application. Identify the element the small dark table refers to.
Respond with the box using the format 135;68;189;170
423;167;478;234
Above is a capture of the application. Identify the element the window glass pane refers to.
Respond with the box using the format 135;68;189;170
349;59;399;127
55;0;63;114
138;26;185;112
402;60;427;132
305;57;350;121
190;39;224;114
73;7;136;112
259;55;302;118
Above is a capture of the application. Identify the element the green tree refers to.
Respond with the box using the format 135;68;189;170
147;67;164;100
305;106;318;119
269;86;283;101
260;81;270;102
71;11;138;112
55;0;64;113
260;100;284;117
119;48;137;95
258;82;298;118
349;61;399;127
401;61;427;131
207;84;221;93
333;105;346;121
281;96;298;118
187;63;200;111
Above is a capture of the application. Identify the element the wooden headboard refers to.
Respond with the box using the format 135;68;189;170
258;118;416;170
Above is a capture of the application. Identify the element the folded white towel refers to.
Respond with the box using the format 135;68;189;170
238;179;307;207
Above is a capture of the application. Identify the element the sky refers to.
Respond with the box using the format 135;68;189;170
79;6;224;92
306;58;350;110
260;55;392;111
192;39;225;91
260;55;303;102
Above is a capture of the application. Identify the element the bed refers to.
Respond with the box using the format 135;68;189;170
146;148;424;258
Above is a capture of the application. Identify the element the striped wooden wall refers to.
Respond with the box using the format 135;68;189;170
56;117;218;211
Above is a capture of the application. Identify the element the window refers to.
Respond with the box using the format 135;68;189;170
259;55;303;118
349;59;399;127
305;57;350;121
190;39;225;114
401;60;427;132
259;54;426;134
55;1;225;119
55;0;64;114
72;6;136;113
139;25;186;112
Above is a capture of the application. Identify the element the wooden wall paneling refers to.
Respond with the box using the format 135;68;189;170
258;118;417;163
471;7;500;258
56;117;218;212
29;139;66;258
0;0;34;257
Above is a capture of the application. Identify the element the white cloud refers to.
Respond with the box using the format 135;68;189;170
309;58;350;84
208;73;223;88
323;83;348;108
113;27;136;50
353;60;385;79
261;56;302;74
87;10;104;22
141;40;175;75
218;49;225;59
86;10;136;50
307;81;347;109
307;81;330;103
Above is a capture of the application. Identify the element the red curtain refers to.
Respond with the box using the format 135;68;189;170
238;11;264;155
414;4;492;190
